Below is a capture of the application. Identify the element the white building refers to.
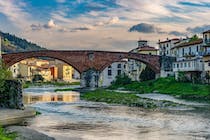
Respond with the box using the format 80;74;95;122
127;40;158;81
99;61;126;87
172;38;204;80
158;38;180;56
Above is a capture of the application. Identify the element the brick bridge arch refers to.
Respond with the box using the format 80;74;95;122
2;50;160;73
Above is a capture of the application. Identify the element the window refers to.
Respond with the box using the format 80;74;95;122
117;70;121;75
189;47;191;54
174;64;176;68
181;63;183;68
177;64;179;68
188;62;191;67
182;48;184;56
108;69;112;76
208;62;210;67
117;64;121;68
184;63;187;67
196;46;199;52
205;35;208;42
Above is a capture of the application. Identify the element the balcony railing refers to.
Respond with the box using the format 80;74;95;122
204;39;210;44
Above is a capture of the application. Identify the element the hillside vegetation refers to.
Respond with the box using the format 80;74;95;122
0;31;46;53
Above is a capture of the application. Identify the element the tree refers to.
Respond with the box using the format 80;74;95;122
189;34;199;42
32;74;44;83
0;60;12;93
139;66;156;81
112;74;132;86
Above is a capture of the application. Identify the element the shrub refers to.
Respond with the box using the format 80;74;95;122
32;74;44;83
112;74;132;86
139;66;156;81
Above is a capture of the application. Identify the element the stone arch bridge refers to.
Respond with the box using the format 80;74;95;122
2;50;161;88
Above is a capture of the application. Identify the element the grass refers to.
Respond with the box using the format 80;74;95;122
81;89;188;109
81;89;147;107
54;88;74;92
35;111;42;115
109;77;210;100
0;127;16;140
81;89;160;108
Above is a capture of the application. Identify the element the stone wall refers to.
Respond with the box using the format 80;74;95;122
0;80;24;109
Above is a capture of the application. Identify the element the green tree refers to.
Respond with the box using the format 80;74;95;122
112;74;132;86
32;74;44;83
189;34;199;42
139;66;156;81
0;60;12;93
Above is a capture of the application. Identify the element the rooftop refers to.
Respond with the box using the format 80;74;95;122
172;39;203;49
130;46;158;52
203;30;210;34
158;38;179;44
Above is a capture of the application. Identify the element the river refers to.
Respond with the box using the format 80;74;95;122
23;86;210;140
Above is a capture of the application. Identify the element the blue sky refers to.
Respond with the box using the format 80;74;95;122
1;0;210;51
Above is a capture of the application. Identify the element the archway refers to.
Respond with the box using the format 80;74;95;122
9;57;81;85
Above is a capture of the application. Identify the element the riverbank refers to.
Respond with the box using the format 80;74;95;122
109;77;210;101
81;89;193;109
0;107;55;140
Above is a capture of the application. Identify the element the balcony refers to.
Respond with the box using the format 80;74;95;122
204;39;210;44
173;59;204;72
203;51;210;56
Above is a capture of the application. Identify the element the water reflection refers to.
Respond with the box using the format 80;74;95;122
23;92;80;104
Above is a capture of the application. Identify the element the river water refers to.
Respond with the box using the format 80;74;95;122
23;86;210;140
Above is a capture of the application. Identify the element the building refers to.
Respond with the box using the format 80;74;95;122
158;38;180;56
128;40;158;81
99;61;126;87
172;36;205;81
9;63;19;78
50;60;74;82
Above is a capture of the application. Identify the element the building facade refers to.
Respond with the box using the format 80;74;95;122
128;40;158;81
99;61;126;87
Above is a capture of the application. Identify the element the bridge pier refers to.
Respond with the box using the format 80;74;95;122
80;69;100;88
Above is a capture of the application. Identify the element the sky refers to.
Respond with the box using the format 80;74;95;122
1;0;210;51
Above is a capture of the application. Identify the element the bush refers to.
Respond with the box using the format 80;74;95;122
0;61;12;93
32;74;44;83
139;66;156;81
112;74;132;86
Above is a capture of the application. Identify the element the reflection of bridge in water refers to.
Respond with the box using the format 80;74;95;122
23;92;80;104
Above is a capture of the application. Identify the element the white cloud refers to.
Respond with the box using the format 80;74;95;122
44;19;58;29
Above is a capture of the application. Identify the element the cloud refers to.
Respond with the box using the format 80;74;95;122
186;25;210;33
129;23;163;33
31;19;60;31
31;24;42;31
94;16;120;26
43;19;57;29
169;31;186;36
0;1;30;29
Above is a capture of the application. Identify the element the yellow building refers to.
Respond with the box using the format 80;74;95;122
37;67;53;82
57;64;73;82
49;59;74;82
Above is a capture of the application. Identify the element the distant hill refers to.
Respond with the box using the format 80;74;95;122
0;31;46;53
